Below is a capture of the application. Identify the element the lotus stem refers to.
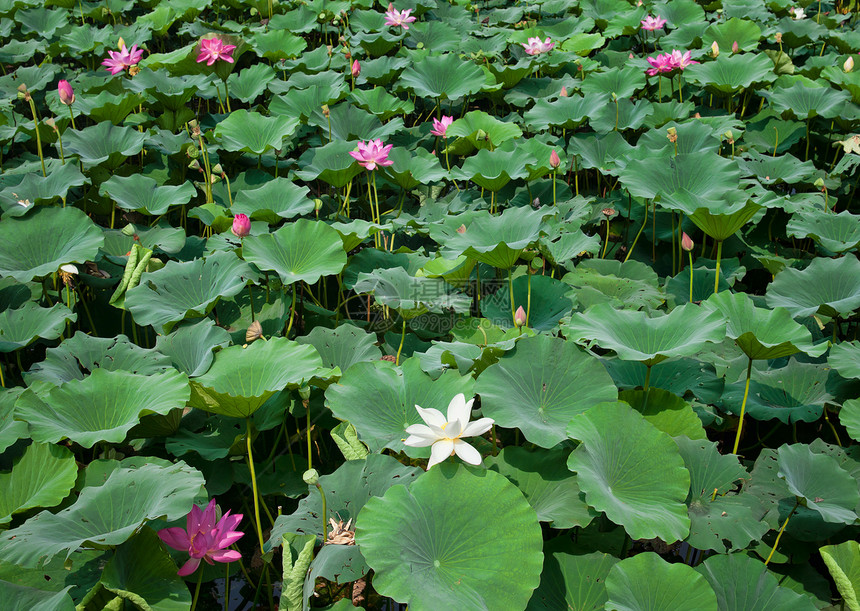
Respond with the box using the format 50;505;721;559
732;357;753;454
773;127;779;157
68;104;76;131
823;407;842;447
552;170;557;205
306;399;312;471
285;285;297;336
395;318;406;365
623;199;649;263
26;97;46;177
246;418;266;554
714;240;723;294
643;365;652;392
371;172;381;248
651;199;656;261
804;117;811;161
0;360;4;387
444;137;451;173
508;268;516;326
688;251;694;303
526;269;532;327
602;218;610;259
313;481;328;543
248;285;255;323
190;568;204;611
764;500;798;565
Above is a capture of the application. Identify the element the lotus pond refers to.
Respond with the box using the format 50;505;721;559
2;0;860;609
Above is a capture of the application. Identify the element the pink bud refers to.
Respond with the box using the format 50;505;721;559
681;232;694;252
456;224;467;234
58;80;75;105
231;213;251;238
549;149;561;169
732;40;739;53
352;59;361;78
514;306;527;328
560;86;568;97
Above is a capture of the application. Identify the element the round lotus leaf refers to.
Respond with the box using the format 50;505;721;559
685;53;776;95
525;547;618;611
487;446;597;529
397;52;486;100
0;206;103;283
605;552;718;611
0;582;74;611
778;443;860;524
840;399;860;443
99;174;196;216
704;290;826;360
295;324;382;373
819;541;860;611
604;358;725;404
455;147;528;192
188;337;329;418
480;273;574;331
63;122;147;169
477;335;617;448
353;267;471;319
0;443;77;526
445;110;523;154
567;402;691;542
764;82;852;120
0;460;204;567
231;177;314;222
15;368;191;448
0;162;88;217
786;210;860;254
0;302;76;353
565;302;726;366
154;318;232;378
523;94;607;131
356;463;544;611
830;341;860;380
702;17;762;52
561;258;664;312
0;389;26;453
766;256;860;319
737;151;816;186
618;389;707;439
581;65;646;99
293;140;363;188
213;109;299;155
125;250;258;334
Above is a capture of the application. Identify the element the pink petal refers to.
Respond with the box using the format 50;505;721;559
177;557;201;577
210;550;242;563
157;527;191;551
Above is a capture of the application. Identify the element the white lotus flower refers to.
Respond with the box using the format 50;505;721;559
404;393;494;469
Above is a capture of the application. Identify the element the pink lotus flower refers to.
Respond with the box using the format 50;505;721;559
646;53;674;75
384;3;417;30
514;306;527;328
231;214;251;238
550;149;561;169
352;59;361;78
349;139;394;171
197;38;236;66
670;49;699;70
522;37;554;56
158;499;244;577
58;80;74;105
681;232;694;252
731;40;739;53
430;115;454;137
560;86;568;97
102;43;144;75
640;15;667;31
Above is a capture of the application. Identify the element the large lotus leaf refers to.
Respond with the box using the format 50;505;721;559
0;163;87;216
567;402;691;542
0;206;103;282
445;110;523;153
480;273;574;331
353;267;471;319
561;258;664;312
764;83;851;119
690;199;762;242
702;17;762;51
251;29;306;60
63;122;146;169
397;53;487;100
326;358;474;453
0;443;77;526
351;87;415;122
698;553;817;611
830;341;860;380
154;318;231;378
0;302;75;353
99;174;195;216
295;325;382;373
356;463;543;611
605;552;718;611
385;147;447;190
703;291;826;360
214;109;299;155
0;582;73;611
618;390;706;439
487;446;597;529
293;139;364;188
786;210;860;254
605;358;724;404
308;103;405;142
523;94;608;131
778;444;859;524
0;461;204;567
565;302;726;366
188;337;328;418
841;399;860;444
226;64;275;103
581;66;646;99
820;541;860;611
231;177;314;222
15;368;190;448
126;250;258;333
0;389;26;453
476;335;617;448
242;219;347;286
567;131;634;172
526;547;618;611
268;453;421;549
685;54;775;95
766;256;860;318
736;152;815;185
125;69;211;110
455;147;528;192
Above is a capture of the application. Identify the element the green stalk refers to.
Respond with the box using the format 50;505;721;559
688;251;694;303
764;500;798;565
508;267;516;326
623;200;649;263
285;285;297;336
26;97;46;177
313;482;328;542
245;419;266;554
190;567;204;611
643;365;652;392
713;240;723;294
395;318;407;365
552;169;557;205
731;357;753;455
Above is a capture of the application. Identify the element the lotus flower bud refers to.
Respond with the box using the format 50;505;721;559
775;32;782;43
514;306;527;328
681;232;694;252
58;80;75;105
549;149;561;169
231;213;251;238
845;56;854;73
560;86;568;97
352;59;361;78
118;37;126;50
302;469;320;485
732;40;739;53
710;41;719;58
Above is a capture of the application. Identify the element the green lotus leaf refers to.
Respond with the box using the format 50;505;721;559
397;52;487;100
820;541;860;611
690;199;762;242
766;256;860;318
99;174;195;216
523;94;608;131
0;582;73;611
356;463;543;611
214;109;299;155
702;17;762;52
308;103;404;142
0;162;87;216
326;357;474;453
590;98;654;134
126;250;258;333
455;146;528;192
567;131;634;172
786;210;860;254
840;399;860;444
566;302;726;366
581;65;646;99
0;302;76;353
685;54;775;95
0;206;103;282
226;64;275;103
830;341;860;380
15;368;190;448
231;177;314;222
270;81;348;122
445;110;523;154
606;552;718;611
351;87;415;121
526;546;618;611
154;319;232;378
697;553;817;611
63;122;147;169
0;389;26;453
296;324;382;373
778;443;860;524
703;290;826;360
0;460;204;567
605;358;724;404
477;335;617;448
331;219;388;252
763;82;851;119
353;267;471;319
0;443;77;526
487;446;597;529
385;147;447;190
619;389;707;439
250;29;306;60
737;151;815;185
480;273;574;331
562;258;664;312
294;140;364;188
567;402;691;542
67;90;144;125
124;69;211;111
189;337;329;418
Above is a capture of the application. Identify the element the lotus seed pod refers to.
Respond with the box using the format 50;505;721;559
303;469;320;485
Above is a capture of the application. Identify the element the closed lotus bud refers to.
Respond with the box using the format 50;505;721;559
514;306;527;328
845;56;854;73
457;224;467;233
352;59;361;78
302;469;320;485
549;149;560;169
732;40;739;53
231;213;251;238
58;80;75;105
246;320;263;343
118;37;125;50
314;198;323;211
711;41;719;57
681;232;694;252
560;86;568;97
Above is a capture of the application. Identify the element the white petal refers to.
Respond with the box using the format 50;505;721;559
453;440;482;465
461;417;494;438
404;423;434;436
404;434;436;447
444;417;463;439
416;406;447;429
446;393;471;427
427;439;454;469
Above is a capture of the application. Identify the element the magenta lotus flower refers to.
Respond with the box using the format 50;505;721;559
522;36;554;56
158;499;244;577
102;43;144;75
58;80;74;105
231;214;251;238
384;3;416;30
645;53;674;75
352;59;361;78
669;49;698;70
640;15;667;30
197;38;236;66
430;115;454;137
349;139;394;171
